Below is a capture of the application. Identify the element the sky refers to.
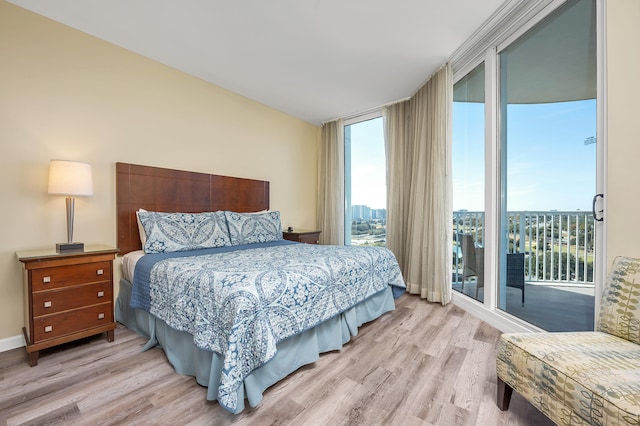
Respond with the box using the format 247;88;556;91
348;117;386;210
453;99;597;212
346;98;597;213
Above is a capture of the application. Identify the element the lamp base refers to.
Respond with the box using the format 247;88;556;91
56;242;84;253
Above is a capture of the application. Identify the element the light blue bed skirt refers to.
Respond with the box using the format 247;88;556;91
115;277;397;413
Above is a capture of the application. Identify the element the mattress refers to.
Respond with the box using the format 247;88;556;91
121;250;144;282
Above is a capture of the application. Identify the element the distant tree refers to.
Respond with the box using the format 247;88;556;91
356;224;371;232
527;251;593;282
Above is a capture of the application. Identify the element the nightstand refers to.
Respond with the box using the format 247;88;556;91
282;229;322;245
17;244;118;366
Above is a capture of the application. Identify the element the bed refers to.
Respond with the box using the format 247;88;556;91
114;162;406;413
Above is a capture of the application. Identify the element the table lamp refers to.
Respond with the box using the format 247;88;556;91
48;160;93;252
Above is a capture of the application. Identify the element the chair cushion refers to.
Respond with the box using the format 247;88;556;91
497;331;640;425
597;256;640;344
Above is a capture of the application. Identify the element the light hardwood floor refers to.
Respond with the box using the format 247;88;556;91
0;295;554;425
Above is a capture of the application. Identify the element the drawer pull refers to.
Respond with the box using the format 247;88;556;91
43;276;51;283
97;291;105;298
96;269;104;276
44;325;53;333
44;301;52;308
98;313;105;320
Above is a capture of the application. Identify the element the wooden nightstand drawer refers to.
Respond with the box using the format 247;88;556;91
297;233;321;244
31;261;111;292
33;302;113;343
32;282;113;317
283;230;322;245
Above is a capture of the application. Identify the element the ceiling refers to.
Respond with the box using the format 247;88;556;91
9;0;507;125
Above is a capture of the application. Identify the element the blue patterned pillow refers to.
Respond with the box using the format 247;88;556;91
225;211;283;245
138;211;232;253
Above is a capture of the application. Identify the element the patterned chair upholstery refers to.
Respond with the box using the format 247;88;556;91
496;256;640;425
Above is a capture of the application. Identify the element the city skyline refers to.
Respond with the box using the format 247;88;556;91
351;204;386;221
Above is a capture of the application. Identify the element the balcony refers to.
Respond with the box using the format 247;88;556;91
453;210;595;331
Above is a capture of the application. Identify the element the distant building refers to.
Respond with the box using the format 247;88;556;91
372;209;387;219
352;205;370;220
352;205;386;220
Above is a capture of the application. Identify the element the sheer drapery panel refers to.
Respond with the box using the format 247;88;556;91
384;64;452;304
317;119;345;245
384;102;409;273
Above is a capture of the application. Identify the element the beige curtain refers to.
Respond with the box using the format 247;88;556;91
317;119;345;245
384;64;452;304
384;101;409;273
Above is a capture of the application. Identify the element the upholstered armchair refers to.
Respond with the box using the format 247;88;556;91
496;256;640;425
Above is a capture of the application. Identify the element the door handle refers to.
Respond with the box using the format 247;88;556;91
592;193;604;222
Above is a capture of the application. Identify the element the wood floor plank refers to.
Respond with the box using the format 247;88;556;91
449;314;482;350
9;403;81;426
451;340;496;412
289;376;364;425
0;295;556;425
473;320;502;345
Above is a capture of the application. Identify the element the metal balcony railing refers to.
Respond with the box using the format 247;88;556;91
453;210;595;285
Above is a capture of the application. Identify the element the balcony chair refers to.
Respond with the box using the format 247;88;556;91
497;256;640;425
458;233;525;304
459;233;483;298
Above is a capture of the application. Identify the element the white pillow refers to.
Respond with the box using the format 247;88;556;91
136;208;147;246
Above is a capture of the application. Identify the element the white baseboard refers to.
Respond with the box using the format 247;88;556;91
0;334;25;353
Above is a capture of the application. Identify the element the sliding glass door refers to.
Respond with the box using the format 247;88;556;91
452;63;485;303
497;0;597;331
452;0;601;332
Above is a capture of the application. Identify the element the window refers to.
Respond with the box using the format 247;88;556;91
344;115;387;246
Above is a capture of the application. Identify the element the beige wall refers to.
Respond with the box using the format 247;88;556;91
0;2;320;343
606;0;640;264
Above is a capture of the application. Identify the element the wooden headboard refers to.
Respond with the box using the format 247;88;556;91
116;162;270;255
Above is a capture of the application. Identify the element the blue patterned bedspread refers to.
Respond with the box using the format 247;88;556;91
131;241;405;412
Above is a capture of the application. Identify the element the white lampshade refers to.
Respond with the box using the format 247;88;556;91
48;160;94;196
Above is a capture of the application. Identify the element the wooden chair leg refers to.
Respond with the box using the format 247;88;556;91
497;376;513;411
